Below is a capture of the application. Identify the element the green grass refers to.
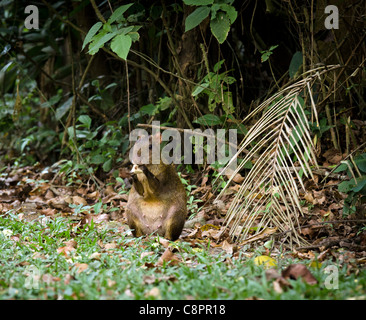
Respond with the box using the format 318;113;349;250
0;212;365;300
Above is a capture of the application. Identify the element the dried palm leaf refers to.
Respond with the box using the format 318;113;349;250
216;66;339;246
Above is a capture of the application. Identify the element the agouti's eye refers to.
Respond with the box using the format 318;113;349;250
149;144;153;150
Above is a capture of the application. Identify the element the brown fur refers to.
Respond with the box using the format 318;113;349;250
125;135;187;241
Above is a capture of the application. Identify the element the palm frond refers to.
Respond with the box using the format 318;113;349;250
217;67;339;246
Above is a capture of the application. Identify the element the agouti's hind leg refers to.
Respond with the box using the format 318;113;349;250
126;211;144;237
163;206;185;241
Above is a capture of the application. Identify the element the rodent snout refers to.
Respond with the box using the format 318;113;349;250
131;164;143;174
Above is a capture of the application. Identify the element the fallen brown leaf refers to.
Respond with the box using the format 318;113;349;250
221;240;237;255
304;192;315;204
72;196;87;206
42;274;61;284
44;189;55;200
104;242;118;250
86;190;100;200
313;190;326;205
143;275;157;285
75;263;89;273
282;264;317;285
323;149;342;164
47;196;72;209
57;246;75;257
157;248;181;266
141;251;155;259
64;274;74;285
104;185;115;197
40;208;56;216
144;287;161;298
240;227;277;245
201;175;209;187
158;238;170;248
232;173;244;184
64;239;77;248
89;252;101;260
265;268;281;281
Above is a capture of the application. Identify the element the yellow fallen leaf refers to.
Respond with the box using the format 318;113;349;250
309;260;322;269
254;255;277;268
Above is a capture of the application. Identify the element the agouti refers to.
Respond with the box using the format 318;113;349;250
125;133;187;241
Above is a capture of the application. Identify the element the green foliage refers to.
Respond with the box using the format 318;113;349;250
88;80;117;111
289;51;303;79
260;45;279;62
335;153;366;216
110;34;132;60
184;0;237;44
82;3;140;60
192;60;236;114
179;173;204;219
0;79;61;165
193;114;222;126
185;6;211;32
0;211;365;299
310;116;334;139
62;116;125;177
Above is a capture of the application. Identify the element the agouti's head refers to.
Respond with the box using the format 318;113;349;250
129;132;162;168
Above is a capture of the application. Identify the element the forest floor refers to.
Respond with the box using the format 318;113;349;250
0;162;365;300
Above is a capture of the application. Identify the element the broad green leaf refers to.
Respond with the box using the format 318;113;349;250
41;94;61;108
222;91;234;114
102;158;113;172
355;157;366;173
128;32;140;42
94;201;103;214
261;45;278;62
192;82;209;96
289;51;303;78
91;154;107;164
140;104;158;116
88;31;117;55
55;96;73;120
103;22;112;33
118;26;134;35
210;12;230;44
82;22;102;51
20;137;31;153
352;176;366;193
211;4;237;23
213;59;225;72
183;0;214;5
111;34;132;60
185;6;210;32
219;4;237;23
157;97;172;110
108;3;134;24
338;179;355;193
193;114;222;126
334;162;349;173
78;115;92;129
